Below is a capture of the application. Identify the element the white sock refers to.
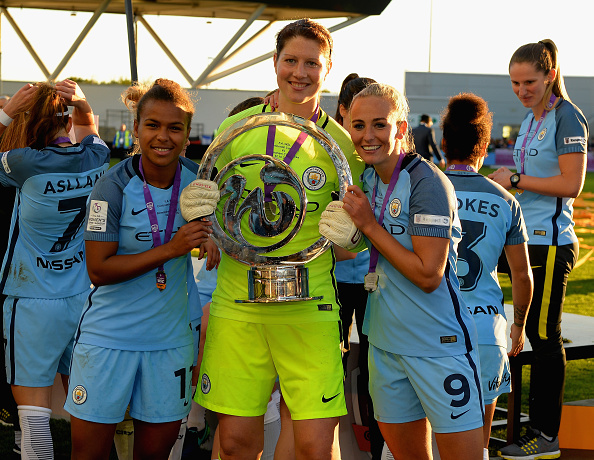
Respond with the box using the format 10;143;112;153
168;417;187;460
540;431;555;442
114;415;134;460
484;447;489;460
18;405;53;460
14;429;22;450
262;417;281;460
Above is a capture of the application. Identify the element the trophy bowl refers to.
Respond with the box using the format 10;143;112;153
197;112;353;302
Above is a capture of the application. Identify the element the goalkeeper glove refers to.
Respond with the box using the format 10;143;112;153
319;201;362;250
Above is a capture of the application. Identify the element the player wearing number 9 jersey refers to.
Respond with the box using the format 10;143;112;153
0;80;109;459
442;93;533;459
339;83;484;460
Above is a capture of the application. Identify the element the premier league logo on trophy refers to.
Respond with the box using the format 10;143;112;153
196;112;353;303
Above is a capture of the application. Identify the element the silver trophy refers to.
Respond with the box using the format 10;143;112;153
197;112;352;303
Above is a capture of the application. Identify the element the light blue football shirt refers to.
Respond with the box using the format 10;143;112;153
446;170;528;346
512;99;588;246
362;155;478;357
0;135;110;298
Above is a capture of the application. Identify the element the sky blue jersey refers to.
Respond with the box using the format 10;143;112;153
362;154;478;357
78;155;199;351
446;170;528;346
0;135;110;298
512;99;588;246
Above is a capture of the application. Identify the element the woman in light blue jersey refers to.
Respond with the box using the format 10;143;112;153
65;79;217;459
326;82;484;460
0;79;110;459
442;92;533;460
490;40;588;460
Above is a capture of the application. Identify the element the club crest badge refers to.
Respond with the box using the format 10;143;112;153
303;166;326;191
538;128;547;141
201;373;211;394
389;198;402;218
72;385;87;405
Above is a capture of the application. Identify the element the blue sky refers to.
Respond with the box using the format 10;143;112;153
0;0;592;93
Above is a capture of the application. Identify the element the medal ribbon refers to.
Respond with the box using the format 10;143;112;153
138;156;181;290
264;105;319;202
519;94;556;174
52;136;72;144
368;152;405;274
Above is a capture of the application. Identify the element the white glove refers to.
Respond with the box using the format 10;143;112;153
319;201;362;250
180;179;220;221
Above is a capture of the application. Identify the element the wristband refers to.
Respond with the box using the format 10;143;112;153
0;110;13;127
513;321;525;328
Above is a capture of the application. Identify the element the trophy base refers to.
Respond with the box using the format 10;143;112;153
236;296;323;304
236;265;322;303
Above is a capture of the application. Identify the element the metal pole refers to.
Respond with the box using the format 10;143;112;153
428;0;433;72
124;0;138;84
49;0;112;81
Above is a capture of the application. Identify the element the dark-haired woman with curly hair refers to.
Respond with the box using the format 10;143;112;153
489;40;588;460
442;92;533;460
0;79;110;459
64;79;218;459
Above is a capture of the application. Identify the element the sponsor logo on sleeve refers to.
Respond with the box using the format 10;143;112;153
93;137;109;148
414;214;450;226
564;136;586;145
1;152;10;174
87;200;108;232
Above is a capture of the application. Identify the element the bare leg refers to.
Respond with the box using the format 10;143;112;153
378;418;432;460
434;427;483;460
217;413;264;460
134;418;182;460
274;395;295;460
70;416;117;460
483;401;497;448
292;417;340;460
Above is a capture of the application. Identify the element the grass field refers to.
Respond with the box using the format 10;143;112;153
484;168;594;450
1;165;593;458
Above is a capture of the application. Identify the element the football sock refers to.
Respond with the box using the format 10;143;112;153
18;405;53;460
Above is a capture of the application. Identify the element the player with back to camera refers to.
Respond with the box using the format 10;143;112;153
321;82;485;460
0;79;110;460
180;18;365;460
489;39;588;460
64;79;218;460
441;92;533;460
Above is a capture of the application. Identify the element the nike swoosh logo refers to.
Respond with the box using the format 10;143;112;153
239;162;260;168
322;393;340;403
450;410;469;420
131;208;147;215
